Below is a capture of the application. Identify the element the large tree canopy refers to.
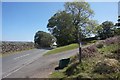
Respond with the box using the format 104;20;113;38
47;11;77;46
34;31;56;48
47;1;97;46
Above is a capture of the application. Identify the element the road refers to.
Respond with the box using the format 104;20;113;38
2;49;49;78
2;48;79;78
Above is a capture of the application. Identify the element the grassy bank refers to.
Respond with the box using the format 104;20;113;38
44;43;79;56
50;41;120;78
44;40;97;56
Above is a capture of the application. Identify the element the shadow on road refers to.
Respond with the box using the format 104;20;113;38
35;47;53;50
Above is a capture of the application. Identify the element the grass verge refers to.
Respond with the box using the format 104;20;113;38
44;40;97;56
44;43;79;56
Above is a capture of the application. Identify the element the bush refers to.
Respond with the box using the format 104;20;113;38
70;44;97;61
96;43;104;48
82;45;97;58
65;62;79;76
94;59;120;74
104;36;120;45
76;73;91;78
105;49;120;61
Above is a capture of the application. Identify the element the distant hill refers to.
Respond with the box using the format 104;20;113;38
1;41;34;54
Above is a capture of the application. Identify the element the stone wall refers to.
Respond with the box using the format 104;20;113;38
1;41;34;54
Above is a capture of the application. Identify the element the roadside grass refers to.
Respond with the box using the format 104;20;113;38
50;70;66;78
44;43;79;56
50;55;103;78
44;40;98;56
99;43;119;55
50;42;120;78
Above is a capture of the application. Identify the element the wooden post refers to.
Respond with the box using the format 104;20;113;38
79;42;82;63
78;27;82;63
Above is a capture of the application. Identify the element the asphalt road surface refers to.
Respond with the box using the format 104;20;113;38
2;48;79;78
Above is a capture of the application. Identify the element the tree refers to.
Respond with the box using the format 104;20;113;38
47;1;95;63
97;21;114;39
65;2;95;63
34;31;56;48
47;11;77;46
114;28;120;36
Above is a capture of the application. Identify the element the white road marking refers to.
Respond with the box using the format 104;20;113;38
3;66;24;78
3;54;39;78
14;54;30;60
2;50;49;78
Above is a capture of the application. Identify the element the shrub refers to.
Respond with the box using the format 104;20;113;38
70;44;97;61
65;62;79;76
70;54;79;63
105;49;120;61
96;43;104;48
94;59;120;74
81;45;97;58
104;36;120;45
76;73;91;78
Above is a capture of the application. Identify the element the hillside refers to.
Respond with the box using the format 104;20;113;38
50;36;120;79
1;41;34;54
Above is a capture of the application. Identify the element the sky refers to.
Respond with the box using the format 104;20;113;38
2;2;118;42
118;1;120;16
1;0;119;2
